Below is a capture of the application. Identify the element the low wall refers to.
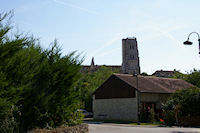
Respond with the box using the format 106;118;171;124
93;98;138;122
31;124;88;133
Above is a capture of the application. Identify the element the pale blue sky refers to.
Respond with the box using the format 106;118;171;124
1;0;200;74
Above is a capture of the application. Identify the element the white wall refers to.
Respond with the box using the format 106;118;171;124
93;96;138;122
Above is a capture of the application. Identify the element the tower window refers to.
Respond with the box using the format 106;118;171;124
130;45;134;49
130;54;134;59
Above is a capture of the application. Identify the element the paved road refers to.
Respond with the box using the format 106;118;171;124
89;123;200;133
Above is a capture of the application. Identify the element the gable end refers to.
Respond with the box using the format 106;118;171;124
94;75;136;99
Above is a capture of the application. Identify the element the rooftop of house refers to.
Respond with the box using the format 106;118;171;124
94;73;194;95
152;70;176;74
115;73;193;93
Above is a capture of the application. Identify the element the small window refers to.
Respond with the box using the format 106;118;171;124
130;45;134;50
130;54;134;59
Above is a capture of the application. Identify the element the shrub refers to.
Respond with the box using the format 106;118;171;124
162;87;200;126
149;108;156;123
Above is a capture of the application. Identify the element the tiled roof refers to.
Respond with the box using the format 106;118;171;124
152;70;177;78
153;70;175;74
111;73;194;93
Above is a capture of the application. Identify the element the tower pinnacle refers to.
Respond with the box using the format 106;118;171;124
91;57;95;66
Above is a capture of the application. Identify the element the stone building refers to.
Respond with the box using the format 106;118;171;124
90;36;194;122
81;37;140;75
152;70;177;78
92;73;194;122
122;37;140;75
80;57;121;73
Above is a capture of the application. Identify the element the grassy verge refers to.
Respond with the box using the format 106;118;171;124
130;122;160;126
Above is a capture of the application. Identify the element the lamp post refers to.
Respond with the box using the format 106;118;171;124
183;32;200;54
137;75;140;125
133;70;140;125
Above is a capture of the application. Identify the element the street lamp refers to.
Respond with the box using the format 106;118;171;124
133;70;140;125
183;32;200;54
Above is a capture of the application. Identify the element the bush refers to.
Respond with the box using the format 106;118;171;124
0;105;20;133
149;108;156;123
162;102;176;126
162;87;200;126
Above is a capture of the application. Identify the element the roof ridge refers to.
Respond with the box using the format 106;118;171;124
140;76;182;80
114;73;182;80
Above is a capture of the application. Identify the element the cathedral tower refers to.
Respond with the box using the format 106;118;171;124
122;37;140;75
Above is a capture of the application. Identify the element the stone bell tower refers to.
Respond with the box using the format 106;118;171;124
122;37;140;75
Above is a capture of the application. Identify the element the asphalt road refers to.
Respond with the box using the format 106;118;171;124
89;123;200;133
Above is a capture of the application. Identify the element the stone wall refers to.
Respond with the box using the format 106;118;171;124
93;97;138;122
122;37;140;74
31;124;88;133
140;93;170;109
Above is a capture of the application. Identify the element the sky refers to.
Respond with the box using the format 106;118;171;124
1;0;200;74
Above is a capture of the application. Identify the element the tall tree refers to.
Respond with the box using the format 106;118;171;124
77;66;119;111
0;12;83;132
172;69;200;88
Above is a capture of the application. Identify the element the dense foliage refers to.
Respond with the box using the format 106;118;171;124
162;87;200;126
185;70;200;88
77;66;119;111
140;72;149;76
173;69;200;88
0;12;83;132
168;70;200;125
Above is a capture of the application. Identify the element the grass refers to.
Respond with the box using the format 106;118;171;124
130;122;160;126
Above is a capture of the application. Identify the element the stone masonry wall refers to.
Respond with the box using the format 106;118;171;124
140;93;170;109
93;97;138;122
122;38;140;75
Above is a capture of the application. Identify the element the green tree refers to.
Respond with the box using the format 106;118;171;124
77;66;119;111
172;69;200;88
0;12;83;132
0;11;26;132
185;69;200;88
141;72;149;76
172;71;187;79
